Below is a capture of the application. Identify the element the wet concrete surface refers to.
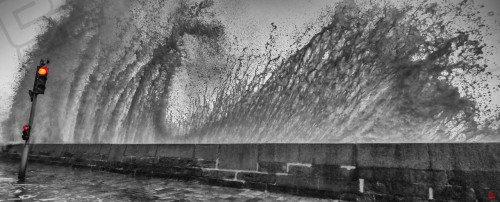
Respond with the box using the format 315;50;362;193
0;160;335;202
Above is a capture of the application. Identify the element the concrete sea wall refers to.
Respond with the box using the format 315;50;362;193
1;143;499;201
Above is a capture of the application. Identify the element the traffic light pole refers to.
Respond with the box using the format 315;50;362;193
18;59;49;181
18;93;37;181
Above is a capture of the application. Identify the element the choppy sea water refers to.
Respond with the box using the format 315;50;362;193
0;160;335;202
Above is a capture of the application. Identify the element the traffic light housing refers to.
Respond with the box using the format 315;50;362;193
22;125;30;141
32;65;49;94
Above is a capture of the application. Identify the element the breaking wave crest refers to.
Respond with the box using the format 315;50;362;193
2;0;499;143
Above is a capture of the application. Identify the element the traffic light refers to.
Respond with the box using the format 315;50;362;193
32;65;49;94
22;125;30;141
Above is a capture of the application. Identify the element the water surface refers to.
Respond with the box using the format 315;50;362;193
0;160;334;202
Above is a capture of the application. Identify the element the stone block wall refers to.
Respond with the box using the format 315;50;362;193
1;143;499;201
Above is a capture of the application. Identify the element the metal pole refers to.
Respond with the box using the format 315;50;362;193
18;93;37;181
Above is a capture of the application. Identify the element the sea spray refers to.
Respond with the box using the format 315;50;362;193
2;0;499;143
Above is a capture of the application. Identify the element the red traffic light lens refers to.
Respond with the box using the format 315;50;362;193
23;125;29;131
488;191;497;199
38;66;49;76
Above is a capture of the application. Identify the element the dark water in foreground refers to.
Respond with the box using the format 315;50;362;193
0;161;332;202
